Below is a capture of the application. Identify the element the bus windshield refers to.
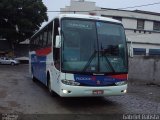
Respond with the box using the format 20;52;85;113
61;19;128;74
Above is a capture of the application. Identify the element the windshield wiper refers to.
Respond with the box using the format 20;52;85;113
82;50;116;73
82;44;117;73
102;53;115;73
100;44;116;73
82;50;97;72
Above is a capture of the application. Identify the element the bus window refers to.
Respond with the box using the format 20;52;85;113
35;36;40;49
47;22;53;47
39;34;43;48
30;38;35;51
43;29;48;47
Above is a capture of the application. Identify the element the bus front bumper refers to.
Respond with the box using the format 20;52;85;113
59;84;127;97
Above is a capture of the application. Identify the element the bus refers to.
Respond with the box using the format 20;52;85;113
29;14;128;97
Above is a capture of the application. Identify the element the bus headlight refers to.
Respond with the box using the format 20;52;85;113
115;81;127;86
62;89;71;94
61;80;80;86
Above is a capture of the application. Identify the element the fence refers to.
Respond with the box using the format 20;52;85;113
129;56;160;84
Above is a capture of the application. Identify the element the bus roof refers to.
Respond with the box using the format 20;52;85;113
31;14;121;39
59;14;121;24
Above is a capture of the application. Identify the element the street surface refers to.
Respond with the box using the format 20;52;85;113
0;65;159;117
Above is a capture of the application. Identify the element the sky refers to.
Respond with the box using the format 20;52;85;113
42;0;160;27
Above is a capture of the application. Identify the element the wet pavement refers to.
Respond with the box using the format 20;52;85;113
0;65;159;116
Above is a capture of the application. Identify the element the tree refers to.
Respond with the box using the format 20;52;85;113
0;0;48;44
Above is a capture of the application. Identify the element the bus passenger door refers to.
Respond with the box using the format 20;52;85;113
50;18;61;93
52;48;61;93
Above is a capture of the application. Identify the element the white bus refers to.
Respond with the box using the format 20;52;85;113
29;14;128;97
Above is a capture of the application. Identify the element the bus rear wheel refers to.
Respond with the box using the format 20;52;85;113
31;69;36;82
32;74;37;82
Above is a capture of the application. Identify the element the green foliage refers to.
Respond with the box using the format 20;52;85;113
0;0;48;43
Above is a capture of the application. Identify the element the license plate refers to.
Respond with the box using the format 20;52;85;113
92;90;104;95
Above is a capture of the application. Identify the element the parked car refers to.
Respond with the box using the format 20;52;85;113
0;57;19;66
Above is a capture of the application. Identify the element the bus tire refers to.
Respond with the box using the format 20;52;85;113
47;72;58;97
31;68;36;82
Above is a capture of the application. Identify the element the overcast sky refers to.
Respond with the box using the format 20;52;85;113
42;0;160;26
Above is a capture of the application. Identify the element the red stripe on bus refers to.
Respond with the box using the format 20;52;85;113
36;47;52;56
111;74;128;79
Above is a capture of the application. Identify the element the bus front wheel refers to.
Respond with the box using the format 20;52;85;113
47;73;58;97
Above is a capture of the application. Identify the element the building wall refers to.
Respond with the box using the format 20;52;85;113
0;40;11;52
101;9;160;21
14;44;29;57
122;18;137;29
61;0;101;15
126;32;160;43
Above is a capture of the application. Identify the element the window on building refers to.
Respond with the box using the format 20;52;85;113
153;21;160;31
133;48;146;55
137;19;145;30
149;49;160;56
112;16;122;21
89;12;96;16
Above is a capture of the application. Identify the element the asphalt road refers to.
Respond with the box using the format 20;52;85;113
0;65;160;119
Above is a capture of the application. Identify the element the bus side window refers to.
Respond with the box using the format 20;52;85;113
39;34;43;48
43;27;48;48
32;38;36;51
35;36;40;50
47;22;53;47
30;38;34;51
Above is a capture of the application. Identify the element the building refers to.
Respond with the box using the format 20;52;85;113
0;39;12;56
0;38;29;57
61;0;160;56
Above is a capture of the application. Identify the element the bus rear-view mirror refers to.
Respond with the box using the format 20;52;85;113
55;35;61;48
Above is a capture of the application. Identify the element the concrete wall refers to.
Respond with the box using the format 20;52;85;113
122;18;137;29
101;9;160;21
129;56;160;84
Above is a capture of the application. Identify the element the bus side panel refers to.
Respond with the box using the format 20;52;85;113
31;54;41;82
31;55;48;84
31;54;38;79
31;47;52;85
46;53;62;95
36;56;47;84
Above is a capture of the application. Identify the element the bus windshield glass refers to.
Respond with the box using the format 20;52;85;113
61;19;128;74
